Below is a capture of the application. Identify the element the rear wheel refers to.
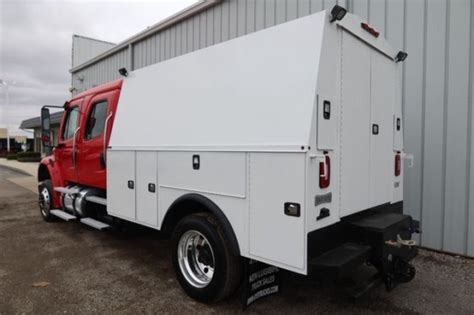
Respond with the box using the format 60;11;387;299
171;213;242;303
38;179;55;222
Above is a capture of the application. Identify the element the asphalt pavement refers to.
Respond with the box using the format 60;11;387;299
0;165;473;314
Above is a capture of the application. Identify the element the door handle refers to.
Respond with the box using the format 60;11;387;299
372;124;379;135
103;112;113;164
72;127;80;168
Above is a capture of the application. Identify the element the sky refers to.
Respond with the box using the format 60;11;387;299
0;0;197;137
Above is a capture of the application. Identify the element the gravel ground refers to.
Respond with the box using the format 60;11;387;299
0;165;473;314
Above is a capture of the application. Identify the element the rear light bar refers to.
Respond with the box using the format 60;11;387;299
361;22;380;38
319;154;331;189
395;152;401;177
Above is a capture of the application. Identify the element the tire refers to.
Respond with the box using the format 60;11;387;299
38;179;55;222
171;213;242;303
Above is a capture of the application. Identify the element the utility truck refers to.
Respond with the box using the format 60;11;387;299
38;6;417;303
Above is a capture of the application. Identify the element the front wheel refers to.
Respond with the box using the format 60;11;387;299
38;179;55;222
171;213;242;303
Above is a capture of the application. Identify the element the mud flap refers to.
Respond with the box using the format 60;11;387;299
242;259;280;308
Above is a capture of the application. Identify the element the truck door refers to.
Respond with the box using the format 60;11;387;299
77;90;119;189
339;32;371;216
368;52;395;207
339;31;395;216
56;101;82;184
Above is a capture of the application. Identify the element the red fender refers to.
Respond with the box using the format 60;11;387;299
38;155;64;209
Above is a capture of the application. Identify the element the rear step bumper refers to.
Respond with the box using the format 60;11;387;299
309;243;371;278
307;202;418;292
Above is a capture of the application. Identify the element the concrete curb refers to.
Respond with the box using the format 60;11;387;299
0;159;38;177
0;163;32;177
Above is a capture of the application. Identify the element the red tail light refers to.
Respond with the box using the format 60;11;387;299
319;155;331;189
41;135;50;143
395;152;401;177
361;22;380;38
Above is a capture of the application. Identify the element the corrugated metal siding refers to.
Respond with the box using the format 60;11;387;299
73;48;129;94
72;36;115;68
71;0;474;256
128;0;349;71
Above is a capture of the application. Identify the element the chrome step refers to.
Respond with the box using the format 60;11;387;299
85;196;107;206
54;187;80;194
80;218;110;231
50;209;77;221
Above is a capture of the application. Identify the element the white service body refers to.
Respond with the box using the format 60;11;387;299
107;10;404;274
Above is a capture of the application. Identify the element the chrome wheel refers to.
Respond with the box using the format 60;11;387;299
39;186;50;217
177;230;215;288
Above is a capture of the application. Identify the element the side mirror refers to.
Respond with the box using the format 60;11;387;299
41;107;51;149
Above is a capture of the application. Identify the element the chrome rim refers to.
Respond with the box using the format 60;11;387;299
177;230;215;288
39;187;50;217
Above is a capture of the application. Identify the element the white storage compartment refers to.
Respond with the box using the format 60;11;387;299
136;151;158;227
158;151;246;198
107;150;136;220
369;52;395;208
339;32;371;216
249;153;306;271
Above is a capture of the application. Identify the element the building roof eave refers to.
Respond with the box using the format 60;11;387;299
69;0;221;74
20;111;64;130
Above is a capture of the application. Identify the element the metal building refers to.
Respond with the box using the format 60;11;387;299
69;0;474;257
71;35;115;68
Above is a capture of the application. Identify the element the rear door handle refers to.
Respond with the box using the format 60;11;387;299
372;124;379;135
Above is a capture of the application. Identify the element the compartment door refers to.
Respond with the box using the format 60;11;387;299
249;153;306;271
136;151;158;227
369;52;395;207
107;150;136;220
339;32;371;216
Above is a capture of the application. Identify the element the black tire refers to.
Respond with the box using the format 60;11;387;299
171;213;242;303
398;262;416;283
38;179;55;222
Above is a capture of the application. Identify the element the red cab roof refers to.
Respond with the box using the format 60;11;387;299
71;79;123;102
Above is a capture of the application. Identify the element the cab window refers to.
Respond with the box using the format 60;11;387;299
62;107;79;140
85;101;108;140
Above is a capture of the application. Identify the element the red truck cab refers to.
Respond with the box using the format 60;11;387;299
38;79;122;211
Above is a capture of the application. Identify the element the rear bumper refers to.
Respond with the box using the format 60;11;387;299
307;201;418;281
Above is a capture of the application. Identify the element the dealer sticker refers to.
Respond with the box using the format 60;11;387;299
315;192;332;206
243;259;280;307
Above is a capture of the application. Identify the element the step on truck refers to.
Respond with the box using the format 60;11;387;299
38;6;418;303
